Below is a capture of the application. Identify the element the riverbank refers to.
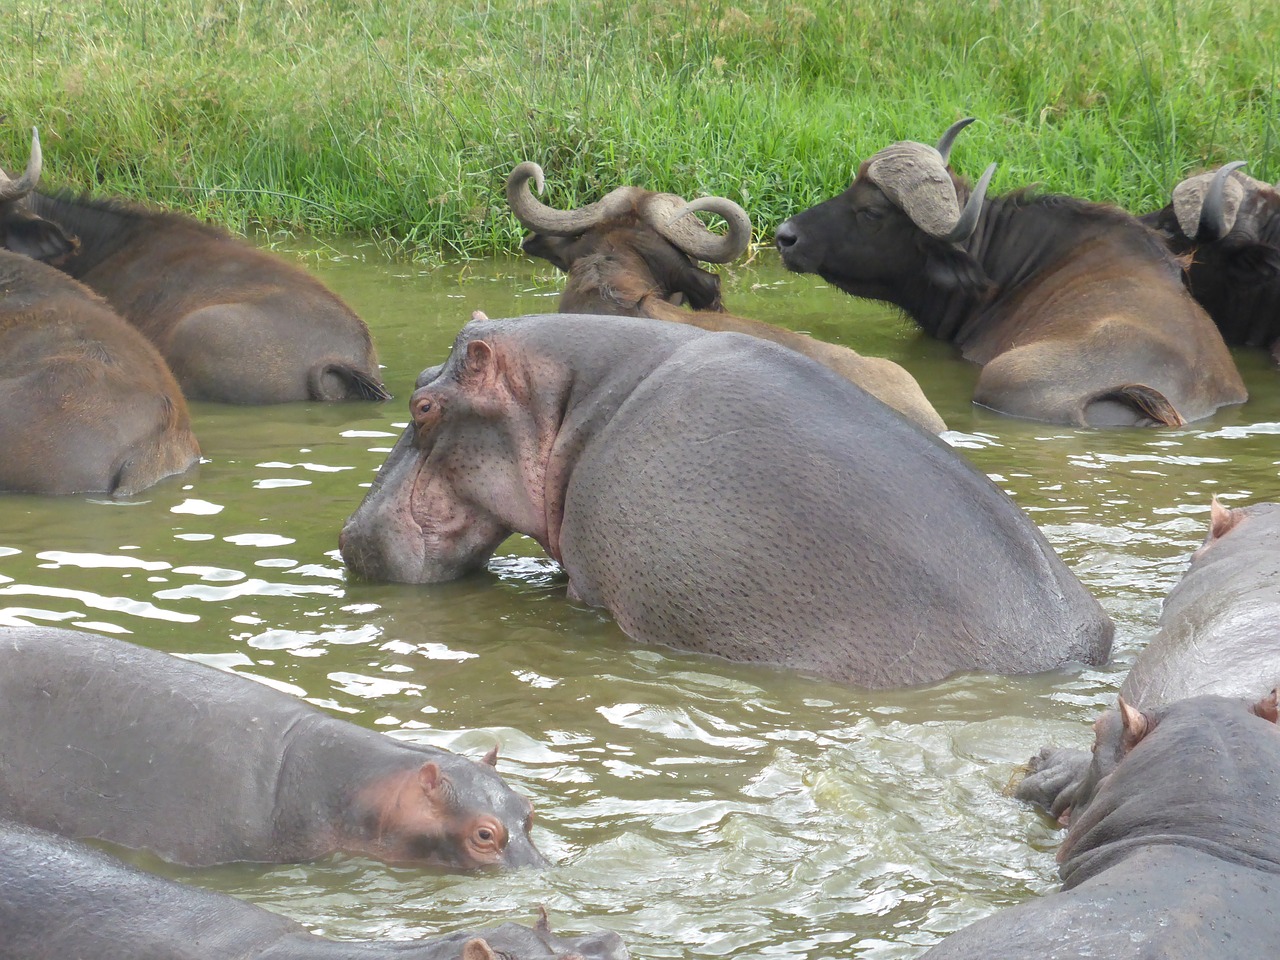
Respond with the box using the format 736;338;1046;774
4;0;1277;256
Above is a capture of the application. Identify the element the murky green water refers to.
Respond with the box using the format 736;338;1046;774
3;243;1279;958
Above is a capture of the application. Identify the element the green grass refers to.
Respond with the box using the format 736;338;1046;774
3;0;1278;257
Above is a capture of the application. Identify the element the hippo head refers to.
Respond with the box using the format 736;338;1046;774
1;128;78;263
509;161;751;314
339;342;548;584
353;746;547;870
416;909;630;960
775;118;997;309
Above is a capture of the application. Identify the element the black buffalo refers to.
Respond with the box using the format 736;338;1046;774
776;119;1247;426
1143;161;1280;363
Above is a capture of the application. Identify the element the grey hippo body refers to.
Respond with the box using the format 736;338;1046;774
923;694;1280;959
340;313;1112;688
0;627;543;870
1019;499;1280;820
0;821;626;960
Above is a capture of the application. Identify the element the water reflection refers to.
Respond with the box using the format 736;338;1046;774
0;246;1277;958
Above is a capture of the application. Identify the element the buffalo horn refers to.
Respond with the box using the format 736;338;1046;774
942;162;996;244
1199;160;1248;240
506;161;642;237
936;117;976;165
658;195;753;263
0;127;42;204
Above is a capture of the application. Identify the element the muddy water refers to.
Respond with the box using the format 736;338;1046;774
3;243;1279;959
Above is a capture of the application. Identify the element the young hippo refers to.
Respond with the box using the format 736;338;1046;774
922;693;1280;959
1019;498;1280;820
340;313;1112;688
0;822;627;960
0;627;545;870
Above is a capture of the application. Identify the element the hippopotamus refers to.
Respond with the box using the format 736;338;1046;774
0;821;628;960
0;627;544;870
0;129;200;494
340;312;1112;688
1018;498;1280;820
507;161;947;433
920;693;1280;959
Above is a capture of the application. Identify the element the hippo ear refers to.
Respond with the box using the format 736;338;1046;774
1252;689;1280;724
1117;697;1150;752
482;744;499;768
461;938;498;960
418;761;444;794
460;340;499;386
1208;498;1241;542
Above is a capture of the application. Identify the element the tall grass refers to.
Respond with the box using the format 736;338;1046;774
3;0;1277;256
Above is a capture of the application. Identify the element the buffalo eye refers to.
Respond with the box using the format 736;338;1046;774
859;207;885;222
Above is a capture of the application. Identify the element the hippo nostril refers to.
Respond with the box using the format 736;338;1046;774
775;220;798;249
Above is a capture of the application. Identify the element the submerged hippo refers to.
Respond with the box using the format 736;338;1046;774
0;822;628;960
1018;498;1280;820
340;313;1112;688
0;627;544;870
922;693;1280;959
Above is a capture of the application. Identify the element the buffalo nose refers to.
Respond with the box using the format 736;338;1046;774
775;219;798;250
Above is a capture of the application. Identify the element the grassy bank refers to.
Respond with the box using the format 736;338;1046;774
3;0;1278;256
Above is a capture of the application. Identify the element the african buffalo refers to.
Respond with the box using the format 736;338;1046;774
1;130;199;495
1143;161;1280;363
24;178;389;404
508;162;947;433
776;119;1247;426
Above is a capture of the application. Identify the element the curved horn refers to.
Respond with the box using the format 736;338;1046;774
1199;160;1248;240
936;117;976;166
941;162;996;244
656;195;753;263
0;127;43;204
506;161;641;237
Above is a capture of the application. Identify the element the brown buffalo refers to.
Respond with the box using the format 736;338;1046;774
25;178;389;404
508;162;947;433
1142;162;1280;363
1;130;199;495
776;119;1247;427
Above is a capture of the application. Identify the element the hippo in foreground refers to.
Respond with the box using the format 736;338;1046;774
0;627;544;870
24;183;388;404
341;313;1112;688
0;822;627;960
776;118;1246;426
0;129;199;494
922;693;1280;959
509;161;947;433
1018;498;1280;821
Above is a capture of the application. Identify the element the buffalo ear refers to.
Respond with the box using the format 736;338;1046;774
1117;697;1150;752
920;240;993;298
1223;240;1280;281
1252;689;1280;724
461;938;497;960
522;233;574;272
4;215;77;263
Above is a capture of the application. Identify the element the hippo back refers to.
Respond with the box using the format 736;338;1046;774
557;327;1111;686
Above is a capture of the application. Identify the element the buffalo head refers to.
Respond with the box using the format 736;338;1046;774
0;128;77;263
508;162;751;313
1144;161;1280;352
775;118;996;306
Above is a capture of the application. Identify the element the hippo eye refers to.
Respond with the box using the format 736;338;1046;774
477;827;494;842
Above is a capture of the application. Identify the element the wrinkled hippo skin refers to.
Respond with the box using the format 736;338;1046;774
925;694;1280;959
341;313;1112;688
1018;499;1280;819
0;821;626;960
0;627;544;870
